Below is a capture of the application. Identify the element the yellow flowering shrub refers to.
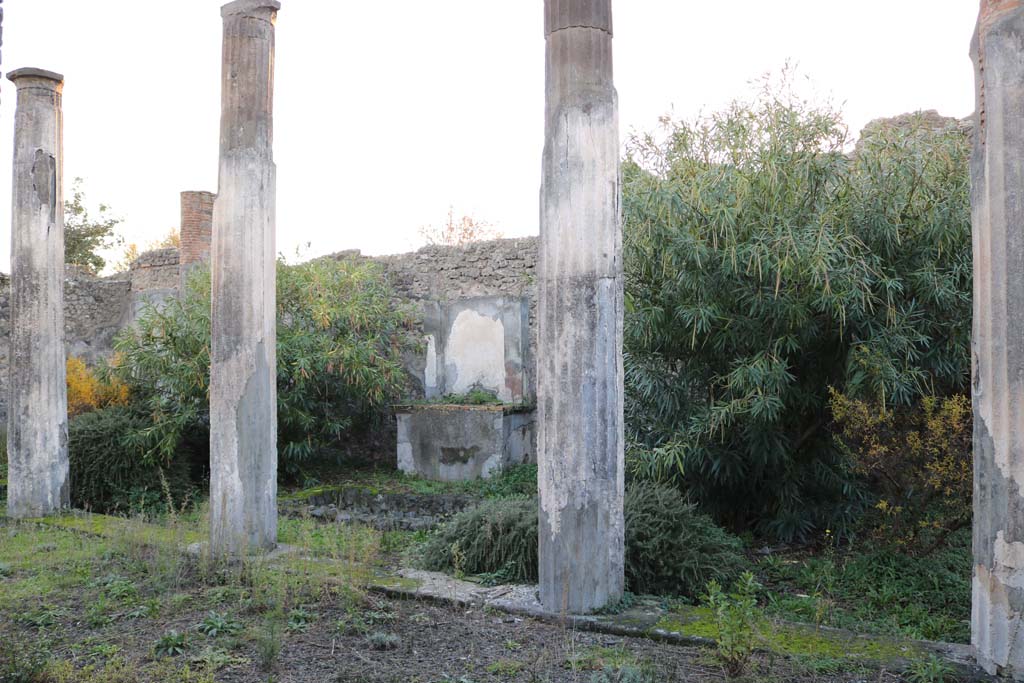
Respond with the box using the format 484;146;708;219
66;357;129;417
830;389;971;554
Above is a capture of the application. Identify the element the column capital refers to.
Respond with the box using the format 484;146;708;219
979;0;1023;34
545;0;612;37
221;0;280;19
7;67;63;88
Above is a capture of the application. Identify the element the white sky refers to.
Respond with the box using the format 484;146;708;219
0;1;977;273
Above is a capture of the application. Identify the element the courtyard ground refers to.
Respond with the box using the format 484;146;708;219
0;508;985;683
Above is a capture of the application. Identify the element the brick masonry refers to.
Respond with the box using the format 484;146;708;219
179;191;215;277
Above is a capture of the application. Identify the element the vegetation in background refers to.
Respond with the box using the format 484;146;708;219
68;407;193;513
831;391;971;553
759;528;971;643
64;178;124;275
418;206;503;246
622;78;970;541
66;357;129;418
417;485;746;597
107;259;415;479
625;485;747;598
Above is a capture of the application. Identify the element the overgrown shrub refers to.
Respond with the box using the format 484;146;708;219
66;356;129;417
625;485;747;597
68;407;192;513
417;485;746;597
416;497;538;583
831;390;971;554
109;259;415;477
623;77;970;540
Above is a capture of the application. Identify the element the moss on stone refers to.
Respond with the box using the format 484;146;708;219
653;605;923;666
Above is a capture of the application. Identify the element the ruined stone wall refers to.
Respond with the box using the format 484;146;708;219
364;237;538;304
0;268;133;421
0;238;540;421
129;248;180;291
341;237;540;399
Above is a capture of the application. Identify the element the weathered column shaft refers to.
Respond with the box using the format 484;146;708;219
6;68;68;519
971;1;1024;677
537;0;624;613
210;0;279;555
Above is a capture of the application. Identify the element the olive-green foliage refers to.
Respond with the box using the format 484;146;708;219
625;485;746;598
68;407;193;513
64;178;123;275
831;391;972;553
623;78;970;540
417;497;538;583
418;485;746;597
109;258;415;476
704;572;762;678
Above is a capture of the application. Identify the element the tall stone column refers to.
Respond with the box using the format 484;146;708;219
537;0;624;613
6;68;68;519
210;0;279;555
971;1;1024;677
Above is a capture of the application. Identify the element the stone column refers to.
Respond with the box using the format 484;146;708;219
971;1;1024;677
537;0;624;613
210;0;279;555
6;68;68;519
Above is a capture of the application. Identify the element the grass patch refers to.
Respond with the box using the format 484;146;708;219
757;529;971;643
0;507;386;682
280;463;538;500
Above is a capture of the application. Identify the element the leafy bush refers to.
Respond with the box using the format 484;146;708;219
831;391;971;553
417;485;746;597
68;407;192;513
622;80;970;540
704;572;762;678
416;497;538;583
66;356;129;417
109;258;415;477
625;485;747;597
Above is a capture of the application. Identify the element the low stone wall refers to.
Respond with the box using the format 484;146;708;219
280;486;479;531
128;247;180;292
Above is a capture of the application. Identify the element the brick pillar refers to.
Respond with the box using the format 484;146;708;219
179;190;215;286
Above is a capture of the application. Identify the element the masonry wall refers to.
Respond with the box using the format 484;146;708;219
0;237;540;422
346;237;540;399
0;248;182;422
